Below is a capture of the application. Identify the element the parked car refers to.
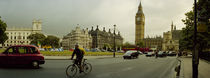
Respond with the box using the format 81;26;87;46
90;48;101;52
146;52;155;57
101;49;106;52
123;50;139;59
138;51;143;55
157;51;167;57
168;51;177;56
117;50;125;53
0;45;45;68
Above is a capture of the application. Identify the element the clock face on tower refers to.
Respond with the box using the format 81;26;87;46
137;17;141;21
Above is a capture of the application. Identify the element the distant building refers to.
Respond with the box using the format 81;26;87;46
2;19;42;47
162;22;182;51
143;36;163;50
61;27;92;50
135;1;145;44
89;26;123;50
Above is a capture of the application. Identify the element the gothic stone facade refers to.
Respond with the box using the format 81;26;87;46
143;36;163;50
162;22;181;51
2;19;42;47
89;26;123;50
61;27;92;50
135;1;145;44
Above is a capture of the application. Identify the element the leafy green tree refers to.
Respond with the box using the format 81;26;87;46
180;11;194;51
27;33;46;46
43;35;60;48
0;17;8;47
103;43;109;50
180;0;210;52
136;41;145;48
123;42;135;48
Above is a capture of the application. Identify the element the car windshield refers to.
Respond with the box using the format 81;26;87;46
147;52;153;54
125;51;134;55
158;52;163;54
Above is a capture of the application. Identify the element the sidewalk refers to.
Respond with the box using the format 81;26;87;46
44;55;123;60
180;56;210;78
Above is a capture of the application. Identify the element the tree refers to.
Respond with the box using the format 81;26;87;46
179;11;194;51
136;41;145;48
180;0;210;52
0;17;8;47
103;43;109;50
27;33;46;46
43;35;60;48
122;42;135;48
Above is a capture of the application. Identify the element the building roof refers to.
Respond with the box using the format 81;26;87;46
6;27;33;31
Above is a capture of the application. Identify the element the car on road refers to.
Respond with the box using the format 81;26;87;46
146;52;155;57
117;50;125;53
157;51;167;57
138;51;143;55
0;45;45;68
123;50;139;59
168;51;177;56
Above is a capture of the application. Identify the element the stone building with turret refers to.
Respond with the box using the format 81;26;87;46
61;25;124;50
61;26;92;50
2;19;42;47
89;26;123;50
162;22;182;51
143;36;163;50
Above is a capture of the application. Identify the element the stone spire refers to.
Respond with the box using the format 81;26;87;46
96;25;99;31
135;0;145;44
91;26;93;31
103;27;106;32
137;1;143;15
174;25;176;30
139;1;142;9
171;21;174;31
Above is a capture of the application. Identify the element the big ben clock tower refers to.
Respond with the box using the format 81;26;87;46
135;1;145;44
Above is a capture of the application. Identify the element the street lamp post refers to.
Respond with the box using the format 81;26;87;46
193;0;199;78
113;25;116;58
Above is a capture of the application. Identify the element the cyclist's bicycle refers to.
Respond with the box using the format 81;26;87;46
66;59;92;77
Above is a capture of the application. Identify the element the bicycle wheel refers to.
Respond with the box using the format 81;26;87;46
83;63;92;74
66;64;78;77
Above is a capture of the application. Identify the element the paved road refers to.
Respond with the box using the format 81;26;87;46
0;55;178;78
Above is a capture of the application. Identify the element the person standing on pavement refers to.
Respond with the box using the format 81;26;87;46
71;44;85;73
155;50;158;58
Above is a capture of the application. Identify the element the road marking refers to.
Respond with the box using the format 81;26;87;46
122;67;133;71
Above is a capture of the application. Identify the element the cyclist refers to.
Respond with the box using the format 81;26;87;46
71;44;85;73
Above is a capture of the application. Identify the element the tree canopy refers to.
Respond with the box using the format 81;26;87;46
123;42;135;48
0;17;8;47
136;41;145;48
43;35;60;48
28;33;60;48
27;33;46;46
179;0;210;52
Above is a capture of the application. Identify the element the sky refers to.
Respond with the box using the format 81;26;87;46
0;0;194;44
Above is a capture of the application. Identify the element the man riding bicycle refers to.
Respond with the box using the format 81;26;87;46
71;44;85;73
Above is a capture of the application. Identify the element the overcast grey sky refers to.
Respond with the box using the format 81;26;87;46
0;0;194;44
